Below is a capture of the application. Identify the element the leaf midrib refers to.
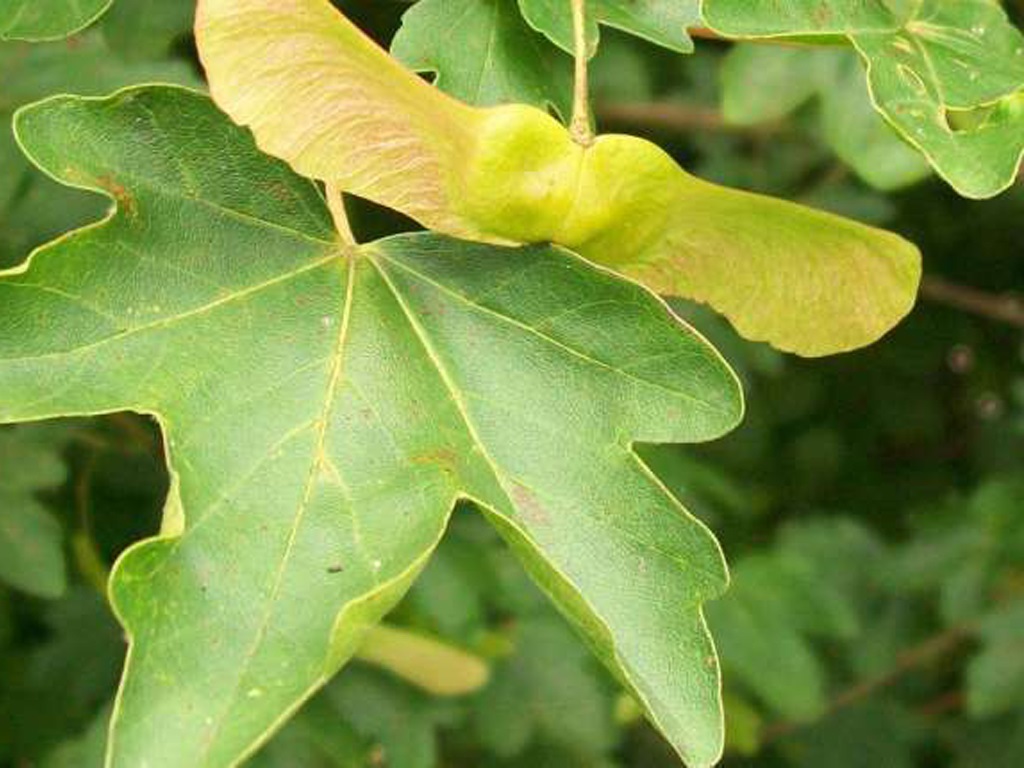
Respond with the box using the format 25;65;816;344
193;254;357;764
0;252;340;364
370;252;730;585
374;252;733;418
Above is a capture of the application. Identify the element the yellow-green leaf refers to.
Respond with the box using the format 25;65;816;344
195;0;487;240
196;0;921;355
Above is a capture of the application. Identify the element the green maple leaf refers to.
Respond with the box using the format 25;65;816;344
1;85;742;766
0;29;198;266
391;0;572;117
316;668;455;768
248;692;368;768
41;704;112;768
0;0;112;41
0;425;69;598
968;598;1024;718
473;616;616;760
518;0;699;57
708;549;857;722
0;589;123;761
720;45;932;191
702;0;1024;198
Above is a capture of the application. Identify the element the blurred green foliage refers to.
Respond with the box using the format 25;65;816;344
1;1;1023;766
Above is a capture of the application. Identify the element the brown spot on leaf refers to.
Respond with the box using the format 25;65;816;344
410;447;458;476
267;181;295;204
97;174;137;218
510;483;549;525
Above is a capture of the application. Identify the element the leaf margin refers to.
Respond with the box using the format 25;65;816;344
7;82;745;768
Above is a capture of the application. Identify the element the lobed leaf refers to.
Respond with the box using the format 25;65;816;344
517;0;699;57
391;0;572;117
3;86;742;767
703;0;1024;198
0;30;199;267
197;0;921;356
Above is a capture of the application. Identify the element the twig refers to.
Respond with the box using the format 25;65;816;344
762;624;971;743
919;275;1024;329
570;0;593;146
596;102;791;137
919;690;964;718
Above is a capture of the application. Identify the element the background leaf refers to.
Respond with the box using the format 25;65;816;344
101;0;195;60
0;589;123;762
517;0;699;57
472;617;616;761
391;0;572;116
0;0;112;42
704;0;1024;197
0;28;199;268
967;598;1024;717
2;3;1024;768
720;44;931;191
0;426;70;597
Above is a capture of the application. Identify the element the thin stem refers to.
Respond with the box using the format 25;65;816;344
597;102;792;137
761;624;971;743
920;275;1024;329
570;0;593;146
